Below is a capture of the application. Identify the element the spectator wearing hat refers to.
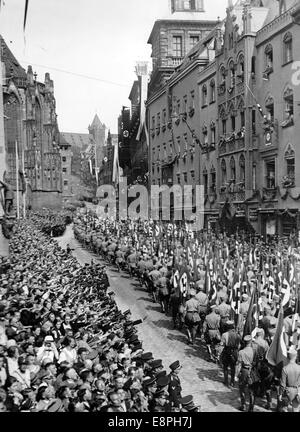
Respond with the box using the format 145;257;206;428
279;347;300;412
220;321;241;388
168;360;182;408
36;336;59;365
35;385;54;412
235;335;255;411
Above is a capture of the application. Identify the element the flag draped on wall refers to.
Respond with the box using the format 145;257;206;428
136;71;149;144
112;141;120;185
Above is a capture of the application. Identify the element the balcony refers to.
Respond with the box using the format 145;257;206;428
168;57;184;68
218;134;245;155
219;190;246;203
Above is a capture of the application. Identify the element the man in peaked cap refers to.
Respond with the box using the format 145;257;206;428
168;360;182;408
149;359;163;378
151;388;170;412
179;395;199;412
235;334;255;411
203;305;221;362
220;320;241;388
143;377;157;410
279;347;300;412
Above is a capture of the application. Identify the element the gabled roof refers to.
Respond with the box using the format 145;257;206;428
61;132;94;151
0;35;27;79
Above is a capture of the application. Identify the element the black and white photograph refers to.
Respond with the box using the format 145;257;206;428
0;0;300;422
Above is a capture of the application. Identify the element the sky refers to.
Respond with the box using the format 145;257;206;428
0;0;227;134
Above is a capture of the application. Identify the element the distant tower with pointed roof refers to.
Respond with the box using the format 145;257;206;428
88;114;106;170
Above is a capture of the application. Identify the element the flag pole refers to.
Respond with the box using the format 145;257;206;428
15;140;20;220
21;142;26;218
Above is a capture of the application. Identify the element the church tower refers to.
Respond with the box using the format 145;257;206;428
88;114;106;170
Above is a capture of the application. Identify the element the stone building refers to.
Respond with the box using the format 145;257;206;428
254;0;300;237
1;36;62;210
59;134;73;200
99;130;118;186
146;0;300;236
88;114;106;173
148;0;218;98
146;0;219;219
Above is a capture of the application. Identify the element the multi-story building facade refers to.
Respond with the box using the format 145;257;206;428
1;36;62;210
147;0;218;218
254;0;300;237
147;0;300;236
148;0;217;98
59;134;73;201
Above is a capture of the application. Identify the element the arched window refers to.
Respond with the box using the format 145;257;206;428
283;32;293;64
210;79;215;103
228;61;235;89
282;87;294;128
265;95;274;123
284;144;295;186
239;154;245;183
210;165;216;193
202;84;207;106
219;66;226;95
237;55;244;82
264;44;273;73
230;157;236;183
221;159;227;186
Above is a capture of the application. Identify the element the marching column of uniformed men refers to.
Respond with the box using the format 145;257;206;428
73;212;300;412
0;218;204;412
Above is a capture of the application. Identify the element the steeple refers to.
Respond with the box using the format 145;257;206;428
90;114;102;130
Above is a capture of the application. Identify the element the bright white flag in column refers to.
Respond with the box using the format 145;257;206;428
112;141;120;185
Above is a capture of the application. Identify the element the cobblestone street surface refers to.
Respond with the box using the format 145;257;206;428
57;224;269;412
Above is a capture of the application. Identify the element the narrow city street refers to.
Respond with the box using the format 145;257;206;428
57;224;254;412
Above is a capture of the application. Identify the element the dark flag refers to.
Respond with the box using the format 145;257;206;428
266;306;287;367
243;286;257;339
23;0;29;31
